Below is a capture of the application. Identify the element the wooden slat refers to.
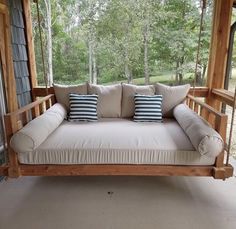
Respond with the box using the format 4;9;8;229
31;105;40;118
215;115;228;168
4;94;55;119
17;164;233;179
32;87;55;99
19;164;214;177
194;103;199;114
32;87;209;100
189;87;209;97
1;163;233;179
212;88;235;107
22;0;37;88
187;95;226;118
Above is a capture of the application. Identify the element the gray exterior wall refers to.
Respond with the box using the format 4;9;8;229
9;0;32;108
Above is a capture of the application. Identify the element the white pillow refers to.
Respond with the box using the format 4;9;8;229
53;83;87;111
10;103;67;154
173;104;224;157
121;83;155;118
88;83;122;118
155;83;190;117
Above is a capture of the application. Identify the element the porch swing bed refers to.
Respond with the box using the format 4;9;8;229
0;83;233;180
0;0;234;180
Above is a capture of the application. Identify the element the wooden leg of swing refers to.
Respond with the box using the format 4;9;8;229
213;167;226;179
213;165;234;179
213;151;226;179
213;150;234;179
4;116;21;178
7;148;21;178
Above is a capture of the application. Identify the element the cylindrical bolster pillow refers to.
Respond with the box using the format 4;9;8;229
10;103;67;154
173;104;224;157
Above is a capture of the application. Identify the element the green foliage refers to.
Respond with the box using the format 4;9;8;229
32;0;213;86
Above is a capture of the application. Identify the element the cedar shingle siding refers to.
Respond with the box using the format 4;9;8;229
9;0;32;108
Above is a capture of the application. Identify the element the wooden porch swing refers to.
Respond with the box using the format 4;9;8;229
0;0;235;179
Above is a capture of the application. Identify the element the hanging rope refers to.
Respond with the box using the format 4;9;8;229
35;0;49;95
226;85;236;166
193;0;206;97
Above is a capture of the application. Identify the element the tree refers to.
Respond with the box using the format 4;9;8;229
31;0;213;86
44;0;53;86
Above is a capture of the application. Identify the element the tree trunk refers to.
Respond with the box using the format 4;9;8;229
92;47;97;84
125;63;132;84
175;61;179;85
202;64;207;80
195;62;202;86
124;47;132;83
143;23;149;85
44;0;53;86
88;40;93;84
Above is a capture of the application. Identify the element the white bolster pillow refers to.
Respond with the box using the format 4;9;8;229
10;103;67;154
173;104;224;157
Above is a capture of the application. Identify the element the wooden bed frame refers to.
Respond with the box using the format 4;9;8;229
0;93;233;179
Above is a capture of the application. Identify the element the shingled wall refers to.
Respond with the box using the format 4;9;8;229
8;0;32;108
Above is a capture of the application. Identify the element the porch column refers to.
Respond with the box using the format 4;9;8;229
206;0;233;110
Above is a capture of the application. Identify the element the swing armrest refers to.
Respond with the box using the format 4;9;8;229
4;94;56;137
186;94;227;142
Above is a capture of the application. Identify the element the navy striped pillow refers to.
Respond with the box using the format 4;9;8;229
69;94;98;121
134;94;163;122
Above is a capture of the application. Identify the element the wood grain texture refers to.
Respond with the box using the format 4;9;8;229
189;87;209;97
206;0;233;110
212;88;235;107
0;164;8;176
18;164;216;177
0;163;233;179
22;0;38;88
187;94;227;119
31;87;208;101
32;87;55;99
0;2;18;112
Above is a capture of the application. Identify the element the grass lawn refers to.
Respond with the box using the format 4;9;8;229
104;72;194;85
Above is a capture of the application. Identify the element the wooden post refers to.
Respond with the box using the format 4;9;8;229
213;114;228;179
215;115;227;167
206;0;233;110
22;0;38;89
0;2;18;112
4;115;21;178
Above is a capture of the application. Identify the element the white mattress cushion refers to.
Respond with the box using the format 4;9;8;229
173;104;224;157
18;118;215;165
10;103;67;154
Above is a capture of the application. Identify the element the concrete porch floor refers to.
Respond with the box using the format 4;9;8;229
0;168;236;229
